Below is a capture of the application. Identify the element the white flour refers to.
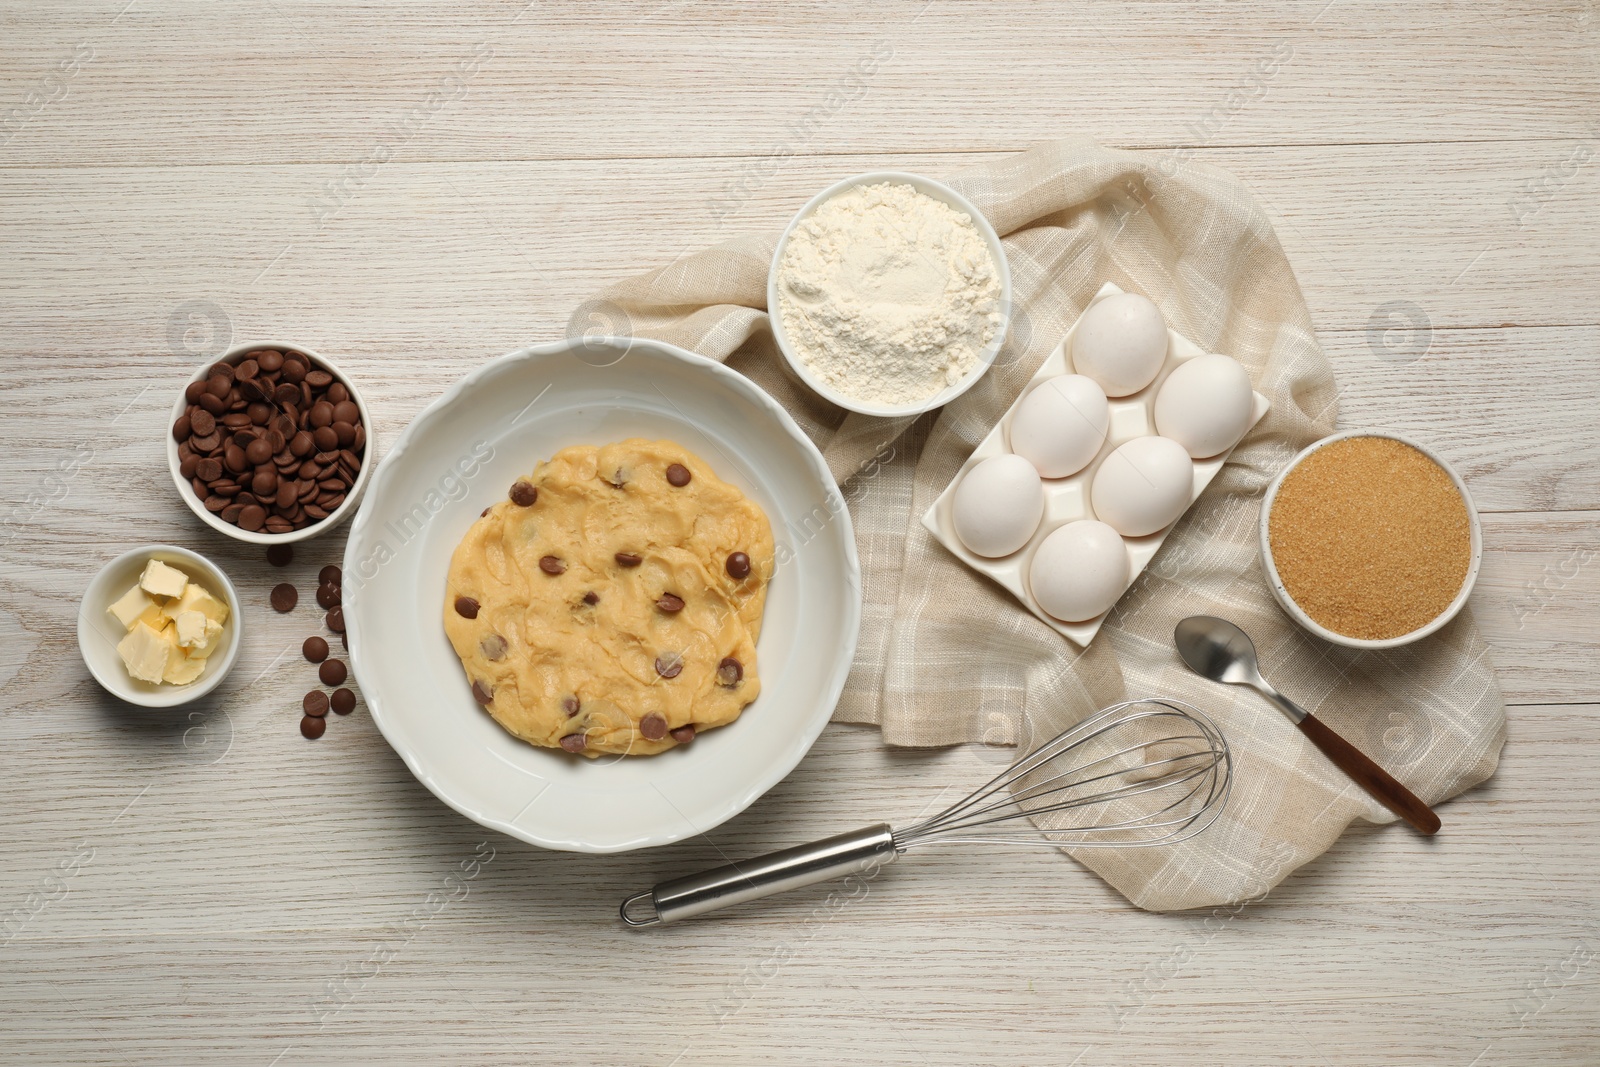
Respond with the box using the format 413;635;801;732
775;181;1002;407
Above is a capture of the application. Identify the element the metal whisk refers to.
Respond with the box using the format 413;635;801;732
620;697;1231;926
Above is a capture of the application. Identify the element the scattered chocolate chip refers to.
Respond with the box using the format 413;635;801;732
266;544;294;567
561;696;580;717
540;555;566;575
559;732;587;753
509;480;538;506
605;466;629;488
316;582;341;610
270;583;298;612
325;606;344;633
303;636;329;663
665;463;691;487
319;565;341;586
614;552;642;567
319;659;347;686
300;714;326;739
454;596;480;619
582;591;599;606
480;634;508;660
655;652;684;679
331;688;356;715
303;690;329;717
726;552;752;580
717;656;743;687
640;713;668;741
656;593;685;614
471;680;494;705
670;725;696;743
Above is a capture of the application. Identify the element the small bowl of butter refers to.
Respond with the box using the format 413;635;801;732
78;545;241;707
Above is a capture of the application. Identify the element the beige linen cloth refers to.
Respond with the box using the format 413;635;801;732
570;138;1505;910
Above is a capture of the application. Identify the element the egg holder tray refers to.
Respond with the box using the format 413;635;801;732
921;281;1270;647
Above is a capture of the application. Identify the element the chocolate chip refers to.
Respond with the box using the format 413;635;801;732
656;593;684;614
717;656;743;687
185;380;207;404
614;552;642;567
540;555;566;575
245;438;273;465
471;680;494;705
238;504;266;532
561;696;580;717
257;350;283;372
270;583;298;612
300;714;326;739
303;690;329;717
303;635;329;662
309;401;334;429
454;596;480;619
312;426;338;452
325;606;344;633
319;659;347;686
480;634;507;660
509;480;538;506
319;565;341;586
189;409;216;437
582;591;599;606
316;583;341;610
640;713;668;740
665;463;691;487
559;733;587;753
670;725;696;743
480;507;491;517
726;552;752;580
267;544;294;567
655;652;684;679
331;688;356;715
173;415;191;442
305;370;333;389
604;466;629;488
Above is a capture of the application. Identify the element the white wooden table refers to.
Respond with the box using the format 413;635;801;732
4;3;1598;1064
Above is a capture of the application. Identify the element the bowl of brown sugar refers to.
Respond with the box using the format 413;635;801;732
1260;431;1481;649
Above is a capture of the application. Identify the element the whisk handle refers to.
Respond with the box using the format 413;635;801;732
619;824;899;926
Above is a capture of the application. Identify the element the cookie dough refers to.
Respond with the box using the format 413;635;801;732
444;439;773;757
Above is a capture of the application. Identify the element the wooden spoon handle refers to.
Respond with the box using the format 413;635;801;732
1296;714;1441;835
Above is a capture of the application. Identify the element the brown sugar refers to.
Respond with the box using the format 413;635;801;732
1267;436;1471;641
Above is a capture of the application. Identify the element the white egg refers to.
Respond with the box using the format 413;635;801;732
1071;292;1169;397
1029;520;1130;622
1090;436;1194;537
951;454;1044;558
1008;375;1110;478
1154;354;1255;458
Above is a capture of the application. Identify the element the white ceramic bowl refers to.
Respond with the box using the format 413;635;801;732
78;544;242;707
767;170;1012;418
166;341;376;544
342;336;862;853
1259;430;1482;649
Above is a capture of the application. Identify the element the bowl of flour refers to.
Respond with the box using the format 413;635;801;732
768;171;1011;417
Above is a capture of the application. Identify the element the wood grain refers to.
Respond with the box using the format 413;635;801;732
2;2;1597;1064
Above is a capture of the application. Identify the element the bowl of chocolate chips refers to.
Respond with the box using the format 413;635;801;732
167;342;374;543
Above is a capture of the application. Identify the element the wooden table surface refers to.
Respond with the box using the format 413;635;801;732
4;3;1598;1064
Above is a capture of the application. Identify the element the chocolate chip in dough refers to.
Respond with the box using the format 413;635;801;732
319;659;348;686
266;544;294;567
640;713;668;741
614;552;642;568
303;690;329;717
726;552;752;580
509;480;538;506
471;680;494;705
582;591;599;606
316;582;341;610
480;634;508;660
717;656;743;687
303;635;329;663
319;565;341;587
270;583;298;612
561;696;580;717
331;688;356;715
300;714;326;739
559;732;587;753
539;555;566;575
654;652;684;679
655;593;684;614
665;463;691;487
670;725;696;743
454;596;480;619
325;606;344;633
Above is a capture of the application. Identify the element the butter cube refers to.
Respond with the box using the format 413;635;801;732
108;584;162;631
173;610;209;649
117;621;177;684
187;617;225;659
169;581;229;625
139;559;190;601
163;649;207;685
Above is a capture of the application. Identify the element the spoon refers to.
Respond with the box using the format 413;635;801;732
1174;615;1440;835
